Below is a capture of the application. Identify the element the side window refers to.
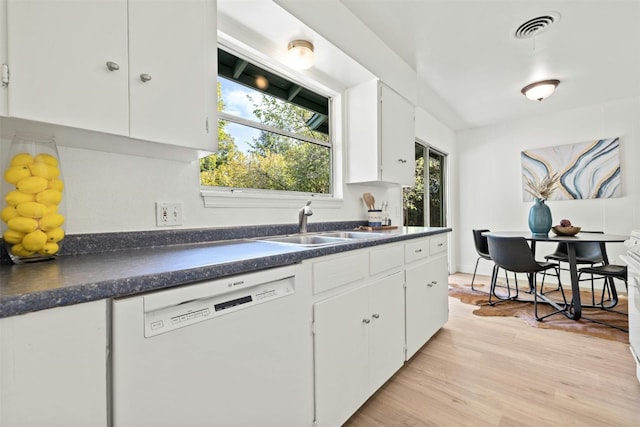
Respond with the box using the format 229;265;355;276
200;48;332;195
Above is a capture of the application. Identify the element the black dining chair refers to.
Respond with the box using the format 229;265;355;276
578;263;628;306
541;231;605;293
471;229;518;292
487;235;566;321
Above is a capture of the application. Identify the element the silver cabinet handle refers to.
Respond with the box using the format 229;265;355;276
427;281;437;287
106;61;120;71
415;248;422;253
140;73;152;82
372;313;380;319
362;318;371;324
397;158;407;164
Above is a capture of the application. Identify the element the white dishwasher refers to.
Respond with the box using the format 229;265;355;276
111;264;313;427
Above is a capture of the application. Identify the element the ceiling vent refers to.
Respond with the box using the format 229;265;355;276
514;12;561;39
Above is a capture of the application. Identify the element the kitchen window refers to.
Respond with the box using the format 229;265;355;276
200;48;333;198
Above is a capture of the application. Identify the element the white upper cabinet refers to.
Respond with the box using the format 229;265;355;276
6;0;217;152
7;0;130;135
346;79;415;186
0;0;7;116
128;0;216;148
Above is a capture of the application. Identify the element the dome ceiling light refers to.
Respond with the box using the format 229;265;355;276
521;79;560;101
287;39;315;70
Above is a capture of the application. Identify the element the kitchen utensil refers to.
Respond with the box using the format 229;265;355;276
363;193;375;210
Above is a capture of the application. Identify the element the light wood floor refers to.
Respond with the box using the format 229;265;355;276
344;273;640;427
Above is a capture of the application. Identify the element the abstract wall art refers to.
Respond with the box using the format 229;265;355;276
521;137;621;201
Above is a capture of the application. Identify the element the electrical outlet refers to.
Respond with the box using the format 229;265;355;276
156;202;183;227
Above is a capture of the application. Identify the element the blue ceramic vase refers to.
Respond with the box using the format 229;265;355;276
528;199;552;235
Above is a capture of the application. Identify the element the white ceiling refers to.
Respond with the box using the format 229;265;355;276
220;0;640;131
341;0;640;130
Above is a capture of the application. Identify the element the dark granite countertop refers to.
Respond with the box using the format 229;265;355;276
0;223;451;318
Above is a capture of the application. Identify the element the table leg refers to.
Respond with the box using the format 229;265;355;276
567;243;582;320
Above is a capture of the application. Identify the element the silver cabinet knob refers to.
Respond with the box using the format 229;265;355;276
140;73;152;82
362;318;371;324
106;61;120;71
372;313;380;319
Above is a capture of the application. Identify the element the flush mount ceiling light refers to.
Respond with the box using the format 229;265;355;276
521;79;560;101
287;39;315;70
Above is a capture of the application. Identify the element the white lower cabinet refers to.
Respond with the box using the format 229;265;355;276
405;255;449;359
314;271;405;427
0;300;108;427
310;234;450;426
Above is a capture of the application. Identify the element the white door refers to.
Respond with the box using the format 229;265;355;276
314;286;369;427
7;0;129;134
368;271;406;393
0;0;7;116
128;0;216;150
380;82;414;185
405;255;449;359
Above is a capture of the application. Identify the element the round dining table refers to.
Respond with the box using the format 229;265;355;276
484;231;629;320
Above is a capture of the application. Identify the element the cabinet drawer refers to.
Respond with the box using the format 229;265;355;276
370;244;404;276
405;239;430;264
430;235;447;255
313;252;368;294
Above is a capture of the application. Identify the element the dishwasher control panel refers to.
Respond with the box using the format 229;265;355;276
143;269;295;338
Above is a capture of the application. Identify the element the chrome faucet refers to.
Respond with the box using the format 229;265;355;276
298;200;313;233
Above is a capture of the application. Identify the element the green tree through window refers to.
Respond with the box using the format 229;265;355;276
200;52;332;194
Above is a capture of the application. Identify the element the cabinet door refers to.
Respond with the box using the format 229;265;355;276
314;286;369;427
0;300;108;427
368;271;405;393
380;82;415;186
405;255;449;359
0;0;7;116
7;0;129;135
128;0;217;150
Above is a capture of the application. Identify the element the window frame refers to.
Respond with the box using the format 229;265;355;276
201;41;342;208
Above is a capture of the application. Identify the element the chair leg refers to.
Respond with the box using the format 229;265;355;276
541;262;561;294
471;257;481;290
488;264;499;306
535;268;568;321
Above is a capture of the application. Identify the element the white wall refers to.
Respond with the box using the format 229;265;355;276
455;97;640;278
415;106;457;271
0;116;404;234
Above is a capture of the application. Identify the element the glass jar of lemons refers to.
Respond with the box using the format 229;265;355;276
1;133;66;263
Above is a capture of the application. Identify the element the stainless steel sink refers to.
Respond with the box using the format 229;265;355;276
256;235;351;246
255;230;388;247
318;231;387;239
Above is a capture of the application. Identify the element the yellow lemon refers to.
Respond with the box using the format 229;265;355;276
4;165;32;184
39;213;65;231
10;153;34;167
33;153;59;167
22;230;47;251
3;229;25;244
35;189;62;206
45;227;64;243
16;176;49;194
45;204;59;215
29;163;60;180
39;242;59;255
11;243;35;257
8;216;39;233
1;206;19;223
16;201;48;218
48;178;64;191
5;190;35;206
